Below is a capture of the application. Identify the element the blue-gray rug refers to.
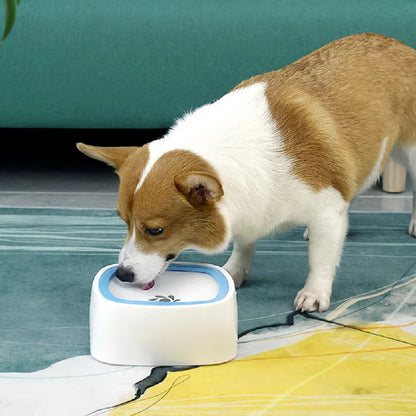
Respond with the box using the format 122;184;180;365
1;207;415;373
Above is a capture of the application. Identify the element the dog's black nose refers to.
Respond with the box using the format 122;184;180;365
115;266;135;282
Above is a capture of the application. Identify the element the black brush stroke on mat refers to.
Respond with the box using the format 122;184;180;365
84;365;197;416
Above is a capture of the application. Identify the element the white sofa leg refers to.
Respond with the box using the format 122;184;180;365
382;157;407;193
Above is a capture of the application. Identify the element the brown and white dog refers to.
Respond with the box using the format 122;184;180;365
78;33;416;312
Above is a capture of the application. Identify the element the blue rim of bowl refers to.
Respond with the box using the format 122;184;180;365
98;263;230;305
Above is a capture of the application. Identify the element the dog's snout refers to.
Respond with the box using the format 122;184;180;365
115;266;135;282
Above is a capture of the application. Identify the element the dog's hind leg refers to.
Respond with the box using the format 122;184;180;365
406;146;416;237
223;240;256;288
391;144;416;237
409;153;416;238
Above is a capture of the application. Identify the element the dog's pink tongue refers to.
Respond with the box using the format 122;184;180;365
141;280;155;291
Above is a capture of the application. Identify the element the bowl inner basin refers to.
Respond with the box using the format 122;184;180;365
99;264;230;305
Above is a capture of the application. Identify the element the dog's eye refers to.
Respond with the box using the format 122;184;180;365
145;227;164;236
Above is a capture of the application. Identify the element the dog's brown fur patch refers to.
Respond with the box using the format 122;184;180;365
77;143;151;242
130;150;227;256
116;145;151;241
77;144;227;256
235;33;416;201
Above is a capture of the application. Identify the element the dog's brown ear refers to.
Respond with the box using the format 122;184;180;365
76;143;134;169
174;171;223;208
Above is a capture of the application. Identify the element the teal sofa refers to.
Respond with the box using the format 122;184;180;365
1;0;416;130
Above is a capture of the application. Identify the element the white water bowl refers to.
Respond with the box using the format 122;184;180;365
90;262;238;366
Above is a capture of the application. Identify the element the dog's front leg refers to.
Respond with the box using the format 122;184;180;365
223;240;256;288
294;208;349;312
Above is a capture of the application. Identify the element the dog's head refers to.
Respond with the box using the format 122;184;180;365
77;143;228;288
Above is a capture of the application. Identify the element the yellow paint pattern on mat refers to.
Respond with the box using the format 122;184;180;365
110;323;416;415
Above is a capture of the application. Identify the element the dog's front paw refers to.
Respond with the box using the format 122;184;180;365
223;261;250;288
294;288;330;313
